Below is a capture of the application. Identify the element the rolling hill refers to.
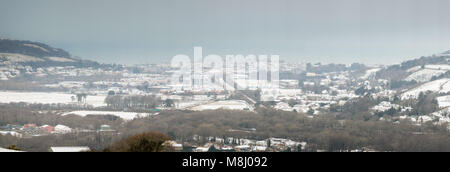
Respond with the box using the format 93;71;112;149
0;38;99;67
376;52;450;84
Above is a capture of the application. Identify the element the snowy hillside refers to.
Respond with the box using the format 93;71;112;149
404;64;449;82
401;78;450;99
360;68;380;79
0;39;71;58
437;95;450;108
426;64;450;70
404;68;446;82
0;39;99;67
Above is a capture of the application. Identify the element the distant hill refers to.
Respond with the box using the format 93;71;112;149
0;38;71;58
375;53;449;90
0;38;99;67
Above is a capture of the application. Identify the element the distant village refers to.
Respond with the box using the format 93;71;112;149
1;51;450;152
0;123;116;138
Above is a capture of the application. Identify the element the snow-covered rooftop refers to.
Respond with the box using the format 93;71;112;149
50;146;90;152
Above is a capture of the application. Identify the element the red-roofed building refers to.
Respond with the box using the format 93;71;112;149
40;125;55;133
23;124;37;129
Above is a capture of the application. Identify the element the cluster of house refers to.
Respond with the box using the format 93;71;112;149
269;71;369;115
197;137;306;152
164;136;307;152
0;124;116;138
0;61;379;117
0;64;109;81
371;101;412;113
0;124;72;138
0;65;20;80
3;60;448;131
25;66;121;78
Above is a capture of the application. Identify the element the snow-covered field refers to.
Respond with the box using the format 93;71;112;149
425;64;450;70
176;101;208;109
437;95;450;108
46;56;76;62
401;78;450;99
189;100;252;111
0;91;106;107
23;43;49;52
430;107;450;124
406;66;422;73
404;69;446;82
61;110;152;120
361;68;380;79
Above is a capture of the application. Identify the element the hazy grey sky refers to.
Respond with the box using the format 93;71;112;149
1;0;450;65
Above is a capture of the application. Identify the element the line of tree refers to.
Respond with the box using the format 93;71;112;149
104;95;161;110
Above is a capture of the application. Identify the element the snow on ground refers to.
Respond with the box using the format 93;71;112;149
430;107;450;117
0;147;23;152
371;101;400;112
83;95;107;107
404;69;446;82
0;131;22;138
437;95;450;108
400;108;450;125
399;115;416;122
23;43;49;52
0;91;106;107
417;115;434;123
189;100;252;111
61;110;152;120
274;102;294;112
425;64;450;70
430;107;450;124
50;146;90;152
360;68;380;79
0;53;45;62
406;66;422;73
176;101;207;110
0;72;8;80
46;57;76;62
401;78;450;99
54;124;72;134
